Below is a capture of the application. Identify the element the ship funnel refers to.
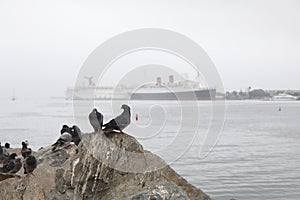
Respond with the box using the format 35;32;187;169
169;75;174;84
156;77;162;86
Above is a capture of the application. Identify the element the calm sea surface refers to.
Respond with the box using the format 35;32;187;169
0;99;299;200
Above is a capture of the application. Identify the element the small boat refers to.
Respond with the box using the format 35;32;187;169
11;89;17;101
272;93;297;101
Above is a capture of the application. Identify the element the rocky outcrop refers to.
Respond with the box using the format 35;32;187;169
0;132;210;200
0;174;45;199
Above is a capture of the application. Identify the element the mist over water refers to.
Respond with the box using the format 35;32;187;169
0;99;299;199
1;1;300;199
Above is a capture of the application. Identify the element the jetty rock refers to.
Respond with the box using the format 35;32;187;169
0;132;210;200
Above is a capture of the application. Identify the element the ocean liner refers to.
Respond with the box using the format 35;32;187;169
129;75;216;100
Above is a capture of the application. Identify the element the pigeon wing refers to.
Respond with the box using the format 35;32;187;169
10;159;22;174
89;112;101;131
3;160;15;173
103;119;119;131
72;125;82;145
114;112;131;130
96;112;103;127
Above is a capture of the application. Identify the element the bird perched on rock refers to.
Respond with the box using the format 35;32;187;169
89;108;103;133
24;155;37;174
9;158;22;174
70;125;82;146
4;143;10;149
21;141;32;159
103;104;131;134
0;143;9;161
60;124;72;134
59;124;81;146
52;132;73;151
1;153;18;173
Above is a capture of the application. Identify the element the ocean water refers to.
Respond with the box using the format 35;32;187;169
0;99;299;200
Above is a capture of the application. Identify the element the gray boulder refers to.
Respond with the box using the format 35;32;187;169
0;132;210;200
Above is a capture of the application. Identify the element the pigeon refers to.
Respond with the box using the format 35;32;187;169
0;143;9;161
24;139;29;146
103;104;131;134
24;155;37;174
89;108;103;133
0;145;3;161
60;124;72;134
52;132;73;151
21;141;32;159
9;158;22;174
1;153;17;173
70;125;82;146
4;143;10;149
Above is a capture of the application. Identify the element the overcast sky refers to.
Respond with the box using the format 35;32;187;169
0;0;299;100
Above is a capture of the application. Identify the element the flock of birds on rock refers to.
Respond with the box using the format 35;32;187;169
0;104;132;176
51;104;131;151
0;140;36;175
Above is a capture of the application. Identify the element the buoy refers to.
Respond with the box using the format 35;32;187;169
135;114;139;121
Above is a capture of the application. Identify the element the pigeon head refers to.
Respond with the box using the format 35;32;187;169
24;140;29;146
21;141;27;147
72;125;81;132
5;143;10;148
92;108;98;113
62;125;69;129
61;124;70;134
121;104;130;110
9;153;17;159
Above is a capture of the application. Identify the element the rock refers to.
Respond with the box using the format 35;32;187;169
130;182;188;200
0;174;45;199
0;132;210;200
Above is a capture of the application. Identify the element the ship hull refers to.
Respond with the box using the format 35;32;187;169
130;89;216;100
66;87;216;101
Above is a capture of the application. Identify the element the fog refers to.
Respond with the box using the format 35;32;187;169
0;0;299;100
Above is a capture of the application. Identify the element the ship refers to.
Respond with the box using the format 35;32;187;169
66;75;216;101
129;75;216;100
65;77;130;100
271;93;297;101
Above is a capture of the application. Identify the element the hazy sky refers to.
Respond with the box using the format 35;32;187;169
0;0;299;100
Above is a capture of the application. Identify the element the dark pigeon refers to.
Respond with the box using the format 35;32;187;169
103;104;131;134
60;124;72;134
0;145;2;161
89;108;103;132
21;141;32;159
9;158;22;174
0;142;9;161
1;153;17;173
4;143;10;149
52;132;73;151
24;155;37;174
70;125;82;146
